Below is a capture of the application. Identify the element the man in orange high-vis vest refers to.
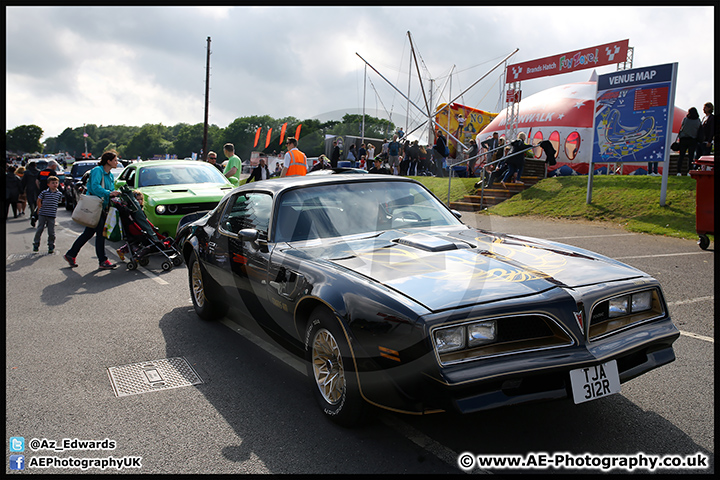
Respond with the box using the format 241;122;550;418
281;137;307;177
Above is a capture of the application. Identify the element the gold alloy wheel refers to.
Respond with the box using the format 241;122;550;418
191;260;206;307
311;328;345;405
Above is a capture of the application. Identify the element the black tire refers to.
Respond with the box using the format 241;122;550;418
698;235;710;250
139;257;150;267
188;252;228;321
126;261;137;271
161;261;172;272
305;306;365;427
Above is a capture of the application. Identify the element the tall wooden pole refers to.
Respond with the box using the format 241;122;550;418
202;36;211;160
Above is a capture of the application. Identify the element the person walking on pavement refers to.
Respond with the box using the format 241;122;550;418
32;175;63;254
5;165;22;220
63;151;122;270
22;161;41;226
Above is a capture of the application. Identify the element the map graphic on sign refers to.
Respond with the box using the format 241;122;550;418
596;104;659;160
593;64;676;163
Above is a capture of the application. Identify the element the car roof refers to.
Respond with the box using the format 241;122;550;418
129;160;212;168
233;173;417;196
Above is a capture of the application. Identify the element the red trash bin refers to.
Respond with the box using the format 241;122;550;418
689;155;714;250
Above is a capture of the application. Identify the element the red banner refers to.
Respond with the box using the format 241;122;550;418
253;127;262;148
295;124;302;141
279;123;287;145
507;39;629;83
265;128;272;149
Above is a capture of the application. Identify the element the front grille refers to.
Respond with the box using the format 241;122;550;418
162;202;218;216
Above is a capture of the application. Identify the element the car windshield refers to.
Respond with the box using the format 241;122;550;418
274;180;462;243
138;163;228;187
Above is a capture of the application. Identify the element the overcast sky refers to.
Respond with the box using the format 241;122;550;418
5;6;715;144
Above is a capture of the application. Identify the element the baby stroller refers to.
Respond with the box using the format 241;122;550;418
110;185;183;271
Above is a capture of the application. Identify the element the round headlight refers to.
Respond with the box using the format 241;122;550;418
167;204;178;214
155;205;166;215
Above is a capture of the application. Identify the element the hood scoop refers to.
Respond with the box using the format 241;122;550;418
394;233;474;252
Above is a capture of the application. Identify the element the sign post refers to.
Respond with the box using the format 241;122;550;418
588;63;678;205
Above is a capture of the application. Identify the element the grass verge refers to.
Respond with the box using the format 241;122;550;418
412;175;710;242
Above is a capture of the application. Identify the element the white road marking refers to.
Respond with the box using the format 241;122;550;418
679;331;714;343
667;296;714;307
547;233;637;240
218;316;473;473
219;318;306;375
615;251;712;260
379;414;490;474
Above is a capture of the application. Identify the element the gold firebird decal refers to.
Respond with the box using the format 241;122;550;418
345;237;570;284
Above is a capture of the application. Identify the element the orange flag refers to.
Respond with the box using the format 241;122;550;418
279;122;288;145
265;128;272;149
295;124;302;141
253;127;262;148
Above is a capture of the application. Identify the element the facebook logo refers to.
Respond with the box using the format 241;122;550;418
10;436;25;452
10;455;25;470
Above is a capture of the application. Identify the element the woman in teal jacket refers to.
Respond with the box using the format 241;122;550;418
63;151;121;269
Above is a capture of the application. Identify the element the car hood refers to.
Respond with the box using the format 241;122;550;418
288;227;645;312
139;183;233;203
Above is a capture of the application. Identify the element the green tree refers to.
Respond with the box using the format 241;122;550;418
174;123;206;158
6;124;44;153
124;124;172;159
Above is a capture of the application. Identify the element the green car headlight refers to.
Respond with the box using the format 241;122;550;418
434;326;465;353
467;320;496;347
156;205;166;215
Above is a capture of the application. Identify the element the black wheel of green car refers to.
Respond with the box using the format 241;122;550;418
188;252;228;321
305;306;365;427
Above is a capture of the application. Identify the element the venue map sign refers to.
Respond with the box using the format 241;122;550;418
592;63;677;164
587;62;678;206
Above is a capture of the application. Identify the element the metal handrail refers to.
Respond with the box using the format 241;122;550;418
445;145;534;208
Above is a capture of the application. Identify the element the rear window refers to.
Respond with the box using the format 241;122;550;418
71;163;98;177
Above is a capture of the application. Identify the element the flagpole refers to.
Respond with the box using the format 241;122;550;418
362;63;367;144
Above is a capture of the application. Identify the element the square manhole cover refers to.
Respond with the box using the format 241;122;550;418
107;357;202;397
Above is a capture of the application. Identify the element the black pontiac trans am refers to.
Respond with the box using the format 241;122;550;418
175;174;679;426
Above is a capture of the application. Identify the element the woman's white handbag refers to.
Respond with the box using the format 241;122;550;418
71;194;104;228
71;171;106;228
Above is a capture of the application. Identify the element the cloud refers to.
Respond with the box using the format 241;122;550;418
5;6;714;143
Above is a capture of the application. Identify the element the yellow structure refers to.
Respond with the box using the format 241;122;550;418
434;103;498;158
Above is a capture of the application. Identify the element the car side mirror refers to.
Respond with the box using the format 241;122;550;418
229;177;239;186
238;228;258;241
451;209;463;219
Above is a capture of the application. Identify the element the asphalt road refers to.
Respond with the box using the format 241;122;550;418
5;209;714;474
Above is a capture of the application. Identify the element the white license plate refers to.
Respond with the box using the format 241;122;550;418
569;360;621;404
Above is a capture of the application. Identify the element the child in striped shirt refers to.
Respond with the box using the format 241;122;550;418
33;176;64;254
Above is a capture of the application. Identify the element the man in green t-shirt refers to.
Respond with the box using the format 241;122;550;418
223;143;242;183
